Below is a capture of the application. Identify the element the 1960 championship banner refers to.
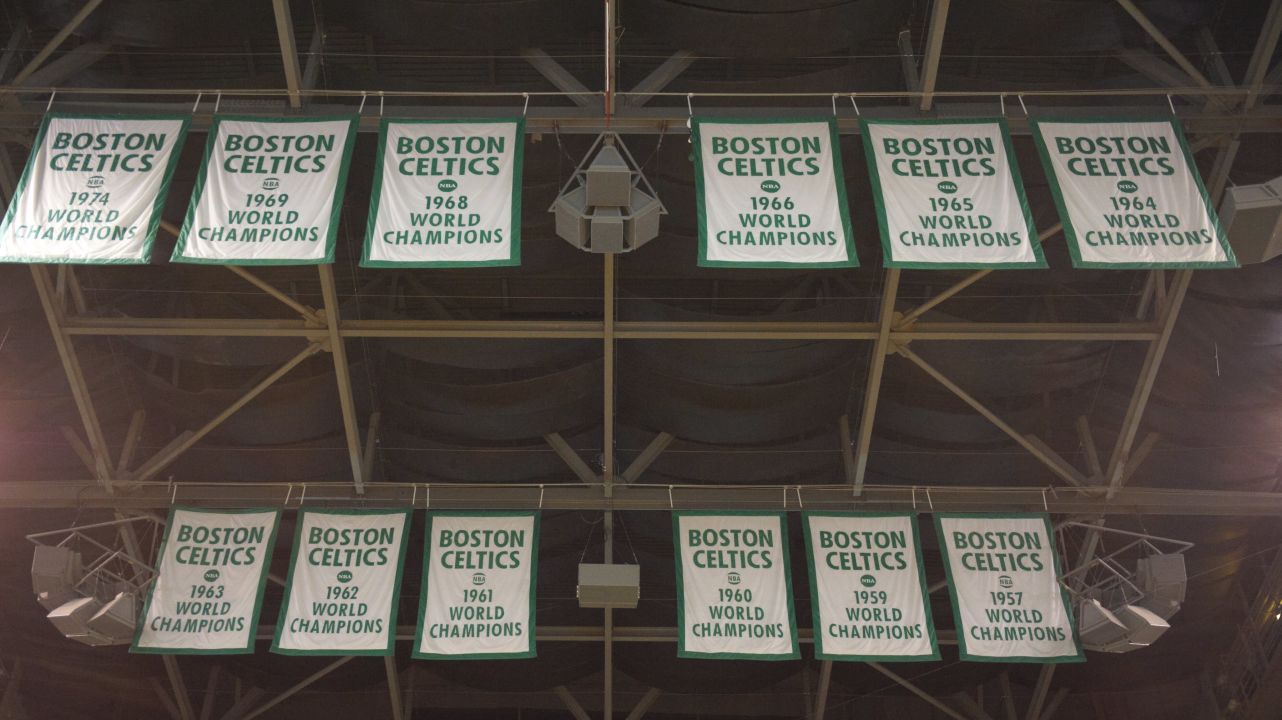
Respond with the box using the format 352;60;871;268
414;512;539;659
673;512;799;659
1031;117;1236;268
363;119;523;267
802;513;938;661
936;514;1083;662
272;510;411;656
132;507;280;654
0;113;188;264
172;116;358;265
862;119;1045;269
692;118;857;268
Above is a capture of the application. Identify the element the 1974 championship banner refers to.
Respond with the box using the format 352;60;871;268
693;118;857;268
132;507;280;654
0;113;189;263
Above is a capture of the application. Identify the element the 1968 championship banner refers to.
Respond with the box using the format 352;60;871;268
0;113;188;263
692;118;857;268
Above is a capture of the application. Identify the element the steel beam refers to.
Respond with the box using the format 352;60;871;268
241;657;352;720
813;660;833;719
318;265;367;494
11;0;104;86
0;20;28;84
869;662;968;720
21;42;112;87
621;432;674;484
899;29;921;93
625;51;697;107
522;49;597;108
851;269;900;493
1114;0;1215;91
918;0;951;111
162;656;195;720
271;0;304;109
1244;0;1282;107
626;688;662;720
383;657;403;720
554;686;593;720
1025;665;1055;720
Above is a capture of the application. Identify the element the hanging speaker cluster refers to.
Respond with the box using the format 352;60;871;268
1077;553;1187;653
551;133;666;254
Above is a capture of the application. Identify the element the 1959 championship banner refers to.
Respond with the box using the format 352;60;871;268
172;116;358;265
0;113;188;264
935;514;1083;663
673;512;799;660
862;119;1045;269
692;118;857;268
414;512;539;659
802;513;938;661
1030;117;1236;268
272;510;411;656
132;507;280;654
363;119;523;267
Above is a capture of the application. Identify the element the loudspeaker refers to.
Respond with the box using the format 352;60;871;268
577;564;640;609
1137;553;1186;619
87;592;137;644
1219;178;1282;265
590;207;626;253
1078;599;1129;650
31;546;81;596
1114;604;1170;647
586;145;633;207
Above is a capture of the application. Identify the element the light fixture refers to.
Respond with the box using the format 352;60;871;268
551;133;666;254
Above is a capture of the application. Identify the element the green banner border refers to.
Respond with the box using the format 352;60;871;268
933;512;1085;664
861;117;1047;270
270;508;413;657
171;115;359;266
411;511;540;660
671;510;801;660
692;117;859;269
801;512;940;662
361;118;524;268
1029;116;1238;269
130;506;282;655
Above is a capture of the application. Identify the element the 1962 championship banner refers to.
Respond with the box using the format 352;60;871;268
272;510;411;656
172;116;358;265
132;507;280;654
414;512;539;659
673;512;799;660
1031;117;1236;268
936;514;1083;663
363;119;523;267
0;113;189;264
862;119;1045;269
692;118;857;268
802;513;938;661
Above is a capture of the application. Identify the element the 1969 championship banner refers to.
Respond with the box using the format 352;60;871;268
272;510;411;656
692;118;857;268
862;119;1045;269
0;113;189;263
363;119;523;267
172;116;358;265
132;507;280;654
673;512;799;660
1031;117;1236;268
414;512;539;659
802;513;938;661
936;514;1083;662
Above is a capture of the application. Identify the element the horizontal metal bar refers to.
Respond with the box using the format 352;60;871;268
250;624;962;645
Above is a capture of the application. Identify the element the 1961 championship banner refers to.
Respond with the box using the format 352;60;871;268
363;119;523;267
936;514;1083;663
0;113;189;264
132;507;280;654
414;512;539;659
692;118;857;268
1031;117;1236;268
673;512;799;660
802;513;938;661
862;119;1045;269
272;510;411;656
172;116;358;265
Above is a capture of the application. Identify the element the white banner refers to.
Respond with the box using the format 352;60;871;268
132;507;279;655
693;118;857;268
171;116;358;265
935;514;1083;663
363;119;523;267
414;512;538;659
673;512;798;659
862;119;1045;269
1031;117;1236;268
802;513;938;661
0;113;188;264
272;510;411;656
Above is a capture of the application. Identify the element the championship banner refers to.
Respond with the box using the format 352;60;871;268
171;116;358;265
271;509;411;656
0;113;189;264
413;512;539;659
672;511;799;660
132;507;280;655
1030;117;1236;268
692;118;857;268
363;119;523;267
862;119;1045;269
802;513;938;662
935;514;1083;663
